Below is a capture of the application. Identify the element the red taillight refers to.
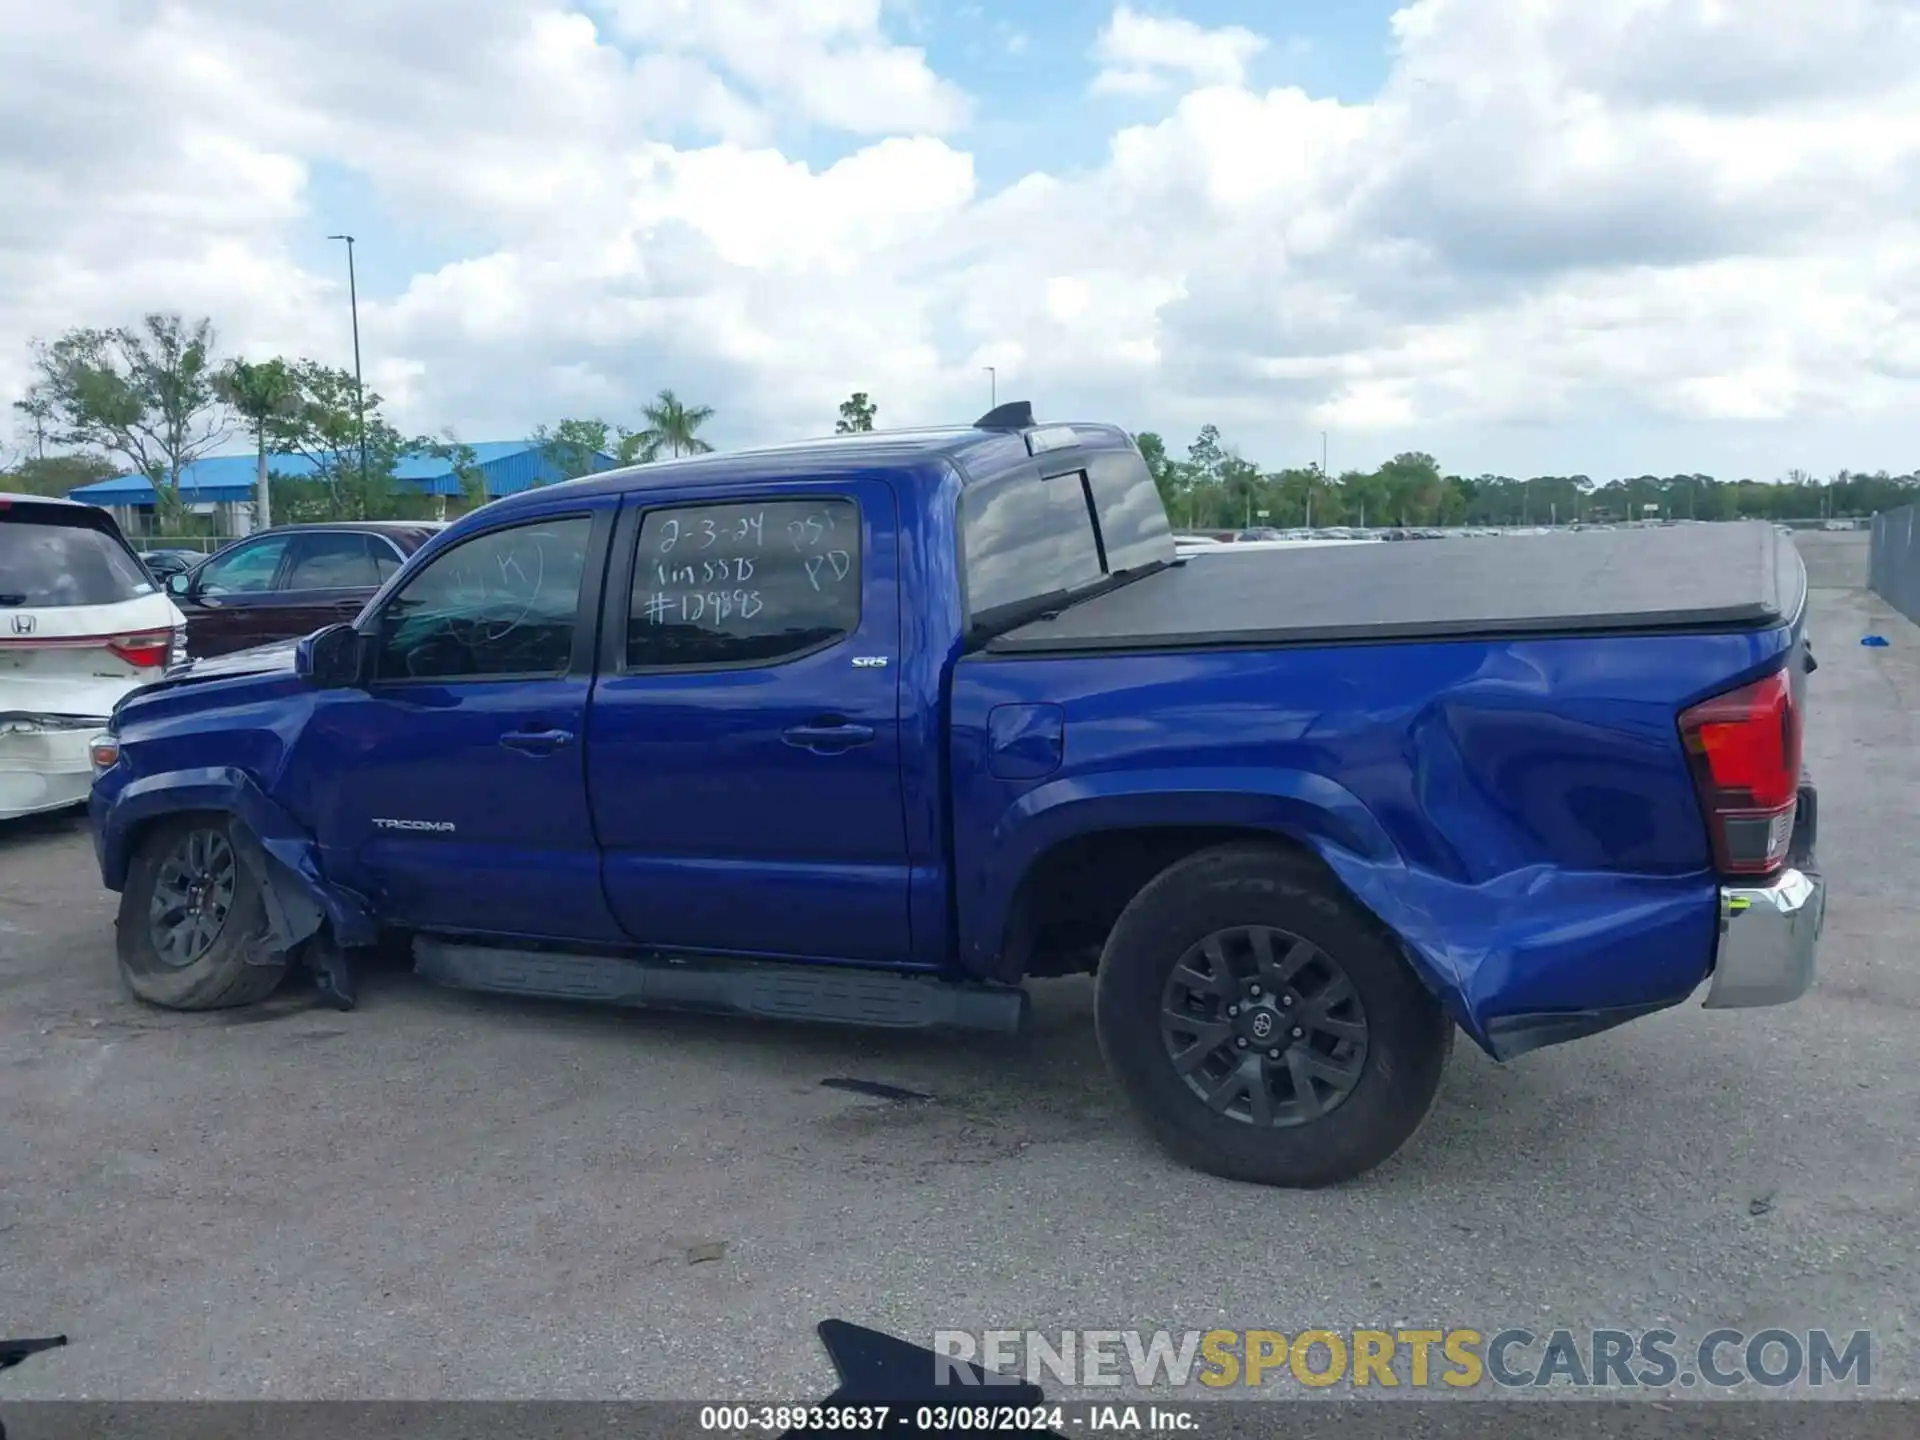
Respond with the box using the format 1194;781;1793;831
1678;667;1801;876
106;630;173;668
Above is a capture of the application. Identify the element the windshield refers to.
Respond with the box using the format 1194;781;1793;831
0;517;156;607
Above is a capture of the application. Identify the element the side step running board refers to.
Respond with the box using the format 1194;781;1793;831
412;939;1030;1035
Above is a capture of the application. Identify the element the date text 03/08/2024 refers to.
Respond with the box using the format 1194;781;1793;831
695;1404;1193;1434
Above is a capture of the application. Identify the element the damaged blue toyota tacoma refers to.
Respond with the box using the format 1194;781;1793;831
87;403;1824;1187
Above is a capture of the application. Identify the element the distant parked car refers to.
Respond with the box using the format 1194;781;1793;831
137;548;206;586
164;521;445;661
1235;527;1284;542
1172;533;1228;554
1821;519;1852;532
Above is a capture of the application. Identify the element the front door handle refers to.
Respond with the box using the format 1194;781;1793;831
782;720;875;753
500;727;575;755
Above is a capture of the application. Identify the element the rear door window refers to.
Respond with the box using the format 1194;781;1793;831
283;532;388;590
625;497;862;669
0;517;155;608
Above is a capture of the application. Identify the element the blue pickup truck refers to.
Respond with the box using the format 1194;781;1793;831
86;404;1823;1186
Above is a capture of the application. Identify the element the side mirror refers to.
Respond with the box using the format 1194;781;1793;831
166;571;191;597
296;623;366;690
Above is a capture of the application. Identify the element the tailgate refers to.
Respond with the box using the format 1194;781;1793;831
0;596;183;720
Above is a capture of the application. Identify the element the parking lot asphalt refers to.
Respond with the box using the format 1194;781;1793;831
1;531;1914;1402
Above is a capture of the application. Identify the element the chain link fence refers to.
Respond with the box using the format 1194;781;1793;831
1869;505;1920;625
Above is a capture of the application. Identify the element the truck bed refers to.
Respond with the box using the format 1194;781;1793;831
985;520;1805;654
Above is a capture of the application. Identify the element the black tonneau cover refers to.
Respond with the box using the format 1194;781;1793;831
985;521;1804;655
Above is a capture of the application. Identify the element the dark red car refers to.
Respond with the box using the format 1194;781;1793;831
165;521;445;660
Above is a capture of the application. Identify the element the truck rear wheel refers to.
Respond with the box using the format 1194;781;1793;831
1095;842;1452;1187
116;815;288;1011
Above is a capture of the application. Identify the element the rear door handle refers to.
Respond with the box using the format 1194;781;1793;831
782;721;875;753
500;727;575;755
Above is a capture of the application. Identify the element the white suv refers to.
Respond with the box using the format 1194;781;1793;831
1;494;186;820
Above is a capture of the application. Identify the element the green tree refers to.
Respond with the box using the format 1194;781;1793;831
835;392;878;433
213;357;300;529
10;385;58;461
618;389;715;463
1123;420;1920;531
0;452;118;497
1264;466;1322;527
1166;425;1242;528
423;431;490;511
1337;468;1388;529
532;418;613;481
1377;451;1445;526
1185;424;1227;485
1218;454;1264;528
24;313;229;527
264;360;432;522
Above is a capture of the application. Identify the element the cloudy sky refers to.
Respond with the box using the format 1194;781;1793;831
3;0;1918;480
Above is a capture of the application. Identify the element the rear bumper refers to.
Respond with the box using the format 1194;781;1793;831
1703;779;1823;1009
1477;782;1822;1058
0;725;95;820
1703;867;1825;1009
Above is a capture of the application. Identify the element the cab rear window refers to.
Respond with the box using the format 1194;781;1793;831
960;469;1105;621
958;443;1174;630
0;517;155;608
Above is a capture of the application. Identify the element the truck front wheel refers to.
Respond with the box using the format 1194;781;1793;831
116;815;288;1011
1095;843;1451;1187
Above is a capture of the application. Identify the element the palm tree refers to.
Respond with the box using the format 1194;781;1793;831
620;389;715;463
214;357;301;528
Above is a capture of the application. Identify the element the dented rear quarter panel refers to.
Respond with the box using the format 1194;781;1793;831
950;622;1799;1053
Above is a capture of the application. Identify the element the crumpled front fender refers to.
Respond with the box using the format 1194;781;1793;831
93;765;378;952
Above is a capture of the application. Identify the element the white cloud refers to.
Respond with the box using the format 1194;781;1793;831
595;0;968;134
4;0;1920;480
1090;5;1269;97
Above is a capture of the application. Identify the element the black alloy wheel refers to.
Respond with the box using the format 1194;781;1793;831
1159;925;1369;1128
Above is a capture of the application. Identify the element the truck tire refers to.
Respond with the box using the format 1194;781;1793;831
1095;842;1452;1188
116;814;288;1011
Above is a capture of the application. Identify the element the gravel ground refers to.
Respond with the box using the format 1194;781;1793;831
1;532;1913;1404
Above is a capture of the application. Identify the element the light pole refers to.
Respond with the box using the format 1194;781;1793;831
983;366;996;408
1313;431;1327;529
326;234;369;490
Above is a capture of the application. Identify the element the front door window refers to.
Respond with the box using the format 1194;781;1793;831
373;518;591;681
195;536;292;596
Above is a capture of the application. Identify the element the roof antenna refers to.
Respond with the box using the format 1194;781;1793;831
973;401;1034;431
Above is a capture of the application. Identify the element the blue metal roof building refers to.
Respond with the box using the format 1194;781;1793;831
67;441;618;507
